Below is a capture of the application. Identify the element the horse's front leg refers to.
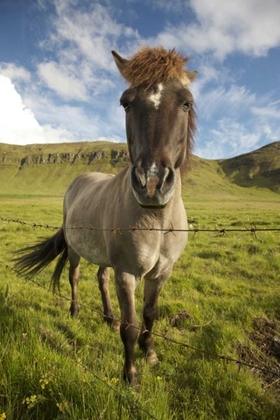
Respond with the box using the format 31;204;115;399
138;266;172;364
114;270;139;388
68;247;81;317
97;267;119;330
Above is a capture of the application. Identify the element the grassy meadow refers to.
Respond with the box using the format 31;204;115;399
0;143;280;419
0;189;280;420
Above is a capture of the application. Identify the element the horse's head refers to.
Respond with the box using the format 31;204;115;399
112;47;197;208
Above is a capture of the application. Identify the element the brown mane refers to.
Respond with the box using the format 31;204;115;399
122;46;190;89
184;105;196;173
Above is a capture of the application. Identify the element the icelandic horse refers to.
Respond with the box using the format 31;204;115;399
15;46;197;388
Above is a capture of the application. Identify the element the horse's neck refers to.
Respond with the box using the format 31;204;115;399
161;170;184;221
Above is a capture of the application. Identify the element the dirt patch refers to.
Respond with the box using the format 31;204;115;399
170;310;192;328
238;318;280;391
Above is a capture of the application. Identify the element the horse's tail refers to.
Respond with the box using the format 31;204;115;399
14;228;68;290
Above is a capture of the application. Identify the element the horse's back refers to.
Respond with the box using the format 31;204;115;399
64;172;114;209
66;172;114;193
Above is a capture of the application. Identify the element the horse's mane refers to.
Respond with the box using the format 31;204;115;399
122;46;190;89
184;105;196;172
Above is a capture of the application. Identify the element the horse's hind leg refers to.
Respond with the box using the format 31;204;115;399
97;267;119;330
138;266;172;364
68;247;80;317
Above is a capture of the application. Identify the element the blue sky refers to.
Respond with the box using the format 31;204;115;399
0;0;280;159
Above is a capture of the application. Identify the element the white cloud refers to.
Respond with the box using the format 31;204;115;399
25;94;102;139
195;107;280;159
195;117;262;159
152;0;280;60
37;61;88;101
251;106;280;119
268;99;280;106
150;0;189;12
22;86;126;143
0;63;31;82
257;123;280;141
0;75;40;144
55;1;127;54
46;2;138;69
197;84;256;120
0;75;76;145
35;2;140;100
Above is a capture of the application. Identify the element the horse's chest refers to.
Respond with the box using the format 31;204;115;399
158;230;187;264
109;229;188;277
144;232;187;278
144;233;188;277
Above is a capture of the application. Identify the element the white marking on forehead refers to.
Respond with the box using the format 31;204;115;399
149;83;164;110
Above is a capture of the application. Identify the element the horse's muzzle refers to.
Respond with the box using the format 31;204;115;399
131;163;176;208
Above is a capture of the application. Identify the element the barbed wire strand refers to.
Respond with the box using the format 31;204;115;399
0;260;279;381
62;348;158;419
67;356;158;419
1;217;280;234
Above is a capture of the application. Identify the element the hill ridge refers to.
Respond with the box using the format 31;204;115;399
0;141;279;196
218;141;280;193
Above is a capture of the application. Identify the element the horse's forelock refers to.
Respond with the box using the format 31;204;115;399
122;46;190;89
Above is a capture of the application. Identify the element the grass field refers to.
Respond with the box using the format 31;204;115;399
0;187;280;419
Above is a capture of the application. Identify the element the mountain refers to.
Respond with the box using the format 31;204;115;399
0;141;279;196
0;141;129;195
218;142;280;193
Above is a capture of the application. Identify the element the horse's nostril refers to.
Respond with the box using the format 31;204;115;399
161;167;175;189
134;167;146;188
165;168;174;184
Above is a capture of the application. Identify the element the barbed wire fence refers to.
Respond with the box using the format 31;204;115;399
1;216;280;237
0;216;280;418
1;258;280;382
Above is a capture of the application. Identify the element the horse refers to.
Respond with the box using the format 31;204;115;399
14;46;197;388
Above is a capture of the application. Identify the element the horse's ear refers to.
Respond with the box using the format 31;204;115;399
112;50;129;77
180;70;198;85
186;70;198;83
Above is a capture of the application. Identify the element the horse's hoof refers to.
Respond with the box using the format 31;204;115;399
132;383;141;393
104;315;120;331
122;368;139;390
70;307;79;318
110;319;121;332
146;350;160;365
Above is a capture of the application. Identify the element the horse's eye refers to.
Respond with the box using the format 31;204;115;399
181;102;193;112
121;102;130;112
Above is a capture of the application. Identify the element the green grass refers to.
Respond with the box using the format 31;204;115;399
0;189;280;419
